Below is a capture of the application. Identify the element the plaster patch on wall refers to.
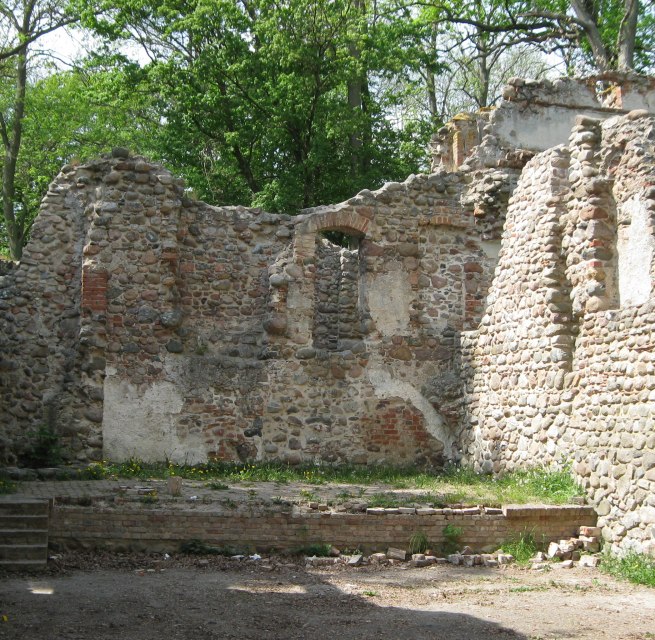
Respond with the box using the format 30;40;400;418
366;263;412;336
103;376;206;464
618;195;654;307
368;367;454;454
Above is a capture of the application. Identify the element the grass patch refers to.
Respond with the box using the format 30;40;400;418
72;459;583;507
601;551;655;587
501;531;540;565
409;531;430;555
509;585;548;593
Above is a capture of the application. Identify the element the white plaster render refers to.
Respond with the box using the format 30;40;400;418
490;106;609;154
367;367;454;455
103;376;206;464
617;195;654;307
366;263;412;336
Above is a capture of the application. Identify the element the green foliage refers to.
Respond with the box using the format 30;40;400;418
78;463;111;480
92;0;431;216
74;459;583;506
21;425;63;468
441;523;463;555
601;551;655;587
501;531;540;565
0;65;161;255
409;531;430;554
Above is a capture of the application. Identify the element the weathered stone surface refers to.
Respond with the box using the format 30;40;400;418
3;74;655;556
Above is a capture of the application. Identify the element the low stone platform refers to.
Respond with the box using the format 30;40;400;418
5;478;597;555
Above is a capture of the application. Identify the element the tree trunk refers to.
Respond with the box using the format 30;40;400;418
2;46;28;260
570;0;611;70
617;0;639;70
425;26;439;125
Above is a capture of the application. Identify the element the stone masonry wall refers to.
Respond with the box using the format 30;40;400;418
0;153;491;469
3;76;655;556
461;111;655;554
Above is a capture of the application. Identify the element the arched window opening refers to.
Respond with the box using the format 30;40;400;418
313;232;363;351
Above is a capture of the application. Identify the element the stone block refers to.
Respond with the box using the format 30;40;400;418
386;547;407;561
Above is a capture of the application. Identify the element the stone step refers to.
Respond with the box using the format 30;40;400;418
0;499;50;569
0;529;49;545
0;515;49;530
0;544;48;562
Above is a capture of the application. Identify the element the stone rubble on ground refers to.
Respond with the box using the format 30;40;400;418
532;526;602;570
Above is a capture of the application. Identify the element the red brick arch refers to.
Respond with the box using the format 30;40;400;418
296;207;370;238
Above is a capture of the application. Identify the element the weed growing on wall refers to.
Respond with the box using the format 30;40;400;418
180;539;243;556
409;531;430;554
21;425;62;467
0;478;16;494
292;543;333;557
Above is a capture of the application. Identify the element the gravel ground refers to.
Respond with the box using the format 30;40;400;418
1;551;654;640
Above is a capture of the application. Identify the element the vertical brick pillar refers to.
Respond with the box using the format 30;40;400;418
81;267;108;312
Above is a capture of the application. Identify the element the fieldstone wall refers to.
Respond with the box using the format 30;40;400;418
3;74;655;554
0;152;492;469
461;111;655;554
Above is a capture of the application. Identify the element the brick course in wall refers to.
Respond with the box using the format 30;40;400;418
49;504;596;554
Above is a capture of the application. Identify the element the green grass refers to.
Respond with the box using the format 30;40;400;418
72;459;583;507
601;551;655;587
500;531;540;564
509;585;548;593
409;531;429;554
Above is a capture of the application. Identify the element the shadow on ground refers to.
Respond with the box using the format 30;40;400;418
0;564;526;640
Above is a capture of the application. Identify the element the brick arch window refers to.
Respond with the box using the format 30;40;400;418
288;208;371;350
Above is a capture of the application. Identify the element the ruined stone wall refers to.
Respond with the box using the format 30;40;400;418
0;153;492;469
4;75;655;554
461;112;655;554
0;162;102;462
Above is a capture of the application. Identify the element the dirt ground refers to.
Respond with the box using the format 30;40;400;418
1;552;654;640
